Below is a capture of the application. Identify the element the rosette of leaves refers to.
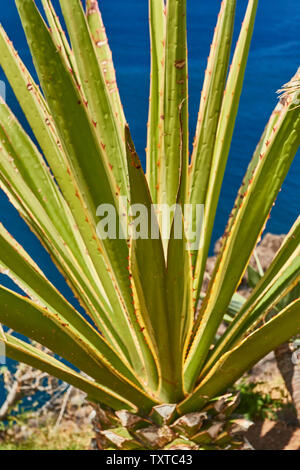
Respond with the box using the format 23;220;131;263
0;0;299;450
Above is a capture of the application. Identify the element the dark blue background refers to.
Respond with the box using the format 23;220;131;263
0;0;299;301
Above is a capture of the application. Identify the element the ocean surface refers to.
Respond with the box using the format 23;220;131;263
0;1;299;390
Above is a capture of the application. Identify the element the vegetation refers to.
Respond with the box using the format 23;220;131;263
0;411;92;450
234;381;287;422
0;0;299;450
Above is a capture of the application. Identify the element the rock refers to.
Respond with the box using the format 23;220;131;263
250;233;285;272
214;232;284;267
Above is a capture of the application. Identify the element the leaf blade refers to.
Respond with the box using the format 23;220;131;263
179;298;300;414
146;0;166;203
185;68;300;391
0;286;157;412
3;334;135;411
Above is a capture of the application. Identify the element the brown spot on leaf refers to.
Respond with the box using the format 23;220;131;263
86;1;98;15
174;59;186;69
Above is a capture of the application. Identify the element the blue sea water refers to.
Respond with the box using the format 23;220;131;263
0;1;299;398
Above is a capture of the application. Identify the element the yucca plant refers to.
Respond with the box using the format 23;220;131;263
0;0;299;450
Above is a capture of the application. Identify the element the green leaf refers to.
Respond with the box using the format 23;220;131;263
0;286;157;412
0;104;134;359
227;293;246;318
161;0;189;210
178;299;300;414
3;333;135;411
16;0;117;215
202;248;300;378
240;257;300;334
146;0;166;204
15;0;151;376
0;26;131;348
41;0;78;77
59;0;128;199
192;0;259;307
247;265;262;289
189;0;236;268
126;125;184;402
275;280;300;311
201;217;300;375
184;67;300;391
86;0;126;132
166;207;193;395
0;223;137;377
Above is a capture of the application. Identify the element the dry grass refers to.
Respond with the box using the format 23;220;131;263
0;412;93;450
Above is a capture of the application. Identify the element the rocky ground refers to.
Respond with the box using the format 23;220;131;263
242;351;299;450
0;388;94;450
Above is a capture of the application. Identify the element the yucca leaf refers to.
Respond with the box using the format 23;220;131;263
185;69;300;391
0;323;5;342
0;23;63;167
179;298;300;414
0;102;70;237
0;27;126;337
212;101;284;265
146;0;165;204
0;159;147;371
58;0;128;199
192;0;259;305
86;0;126;132
201;245;300;377
273;278;300;312
15;0;152;376
247;264;261;289
0;104;135;358
161;0;188;210
0;223;132;367
190;0;236;170
241;259;300;333
0;119;101;315
0;286;157;412
189;0;236;267
166;209;193;393
125;125;185;402
0;0;298;427
234;216;300;323
15;0;118;217
41;0;78;77
166;113;194;385
0;276;141;390
238;217;300;314
226;293;246;319
253;249;264;277
3;333;135;411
